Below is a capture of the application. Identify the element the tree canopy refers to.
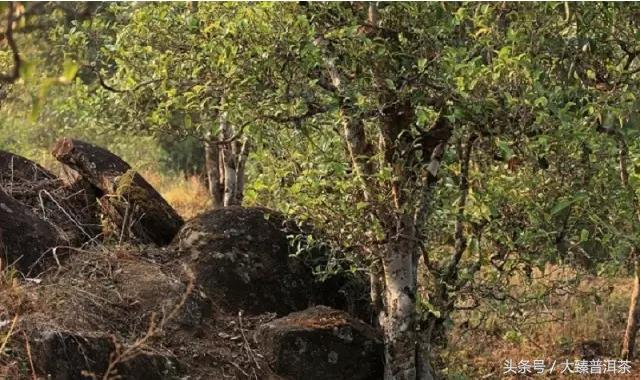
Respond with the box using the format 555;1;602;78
0;2;638;379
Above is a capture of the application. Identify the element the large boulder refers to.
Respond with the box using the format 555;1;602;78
255;306;383;380
172;206;313;315
0;150;100;245
172;206;371;317
0;188;67;274
30;329;178;380
27;246;212;333
52;138;183;245
0;150;55;183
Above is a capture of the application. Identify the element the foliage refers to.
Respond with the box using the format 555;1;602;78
0;2;638;378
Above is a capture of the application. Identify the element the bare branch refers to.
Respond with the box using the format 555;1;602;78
87;65;160;93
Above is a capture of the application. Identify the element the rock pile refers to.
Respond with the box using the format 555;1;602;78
0;140;382;380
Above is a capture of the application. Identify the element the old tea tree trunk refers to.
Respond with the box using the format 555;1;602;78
381;214;422;379
618;140;640;360
309;4;451;376
338;102;451;380
204;113;250;209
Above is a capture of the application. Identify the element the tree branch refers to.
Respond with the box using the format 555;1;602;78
444;134;478;281
87;65;160;93
264;102;332;124
0;2;21;84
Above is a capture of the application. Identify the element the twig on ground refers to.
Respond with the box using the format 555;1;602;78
21;331;36;380
100;266;195;380
238;310;262;376
0;314;18;354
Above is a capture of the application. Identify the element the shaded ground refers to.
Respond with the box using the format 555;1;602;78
0;243;301;379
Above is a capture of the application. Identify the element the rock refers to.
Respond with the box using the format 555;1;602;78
172;206;312;315
172;206;371;317
0;150;56;183
34;248;212;332
0;150;100;245
575;340;605;360
52;138;183;245
255;306;383;380
30;329;178;380
0;188;67;274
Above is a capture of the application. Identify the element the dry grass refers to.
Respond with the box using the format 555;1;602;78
140;171;211;220
0;242;275;380
443;267;639;380
0;266;33;378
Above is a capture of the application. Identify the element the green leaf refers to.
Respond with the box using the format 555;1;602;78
497;46;511;60
580;229;589;242
534;96;548;107
384;79;396;90
19;60;36;82
59;60;79;84
586;69;596;80
356;201;368;210
550;193;587;216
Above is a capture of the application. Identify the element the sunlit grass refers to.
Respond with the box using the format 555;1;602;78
443;267;637;379
141;170;211;220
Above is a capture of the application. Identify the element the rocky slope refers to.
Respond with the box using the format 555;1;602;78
0;141;382;380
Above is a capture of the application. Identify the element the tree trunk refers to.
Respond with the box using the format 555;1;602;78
381;214;419;380
370;259;385;327
220;118;238;207
235;138;250;205
617;140;640;360
204;122;248;208
622;265;640;359
204;137;223;209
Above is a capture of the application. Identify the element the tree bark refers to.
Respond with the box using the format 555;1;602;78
622;266;640;359
370;259;385;327
444;135;476;280
52;138;184;245
342;112;374;200
220;118;238;206
235;138;250;205
617;140;640;360
222;146;237;206
381;214;419;380
204;137;223;209
204;116;248;208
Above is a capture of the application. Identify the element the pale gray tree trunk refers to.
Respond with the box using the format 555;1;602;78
381;214;419;380
321;5;452;377
204;136;223;209
204;115;250;208
618;141;640;359
220;117;237;206
235;138;250;205
622;265;640;359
